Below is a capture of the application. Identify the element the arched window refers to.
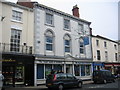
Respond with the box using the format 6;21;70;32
64;34;71;53
45;30;54;51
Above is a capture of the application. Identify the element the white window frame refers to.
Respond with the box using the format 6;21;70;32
10;28;22;52
64;19;70;30
45;13;54;26
11;7;23;22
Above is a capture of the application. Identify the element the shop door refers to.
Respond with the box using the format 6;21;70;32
15;66;24;84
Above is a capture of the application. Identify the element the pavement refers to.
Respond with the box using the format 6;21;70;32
4;80;94;90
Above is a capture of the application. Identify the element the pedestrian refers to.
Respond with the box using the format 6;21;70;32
0;71;4;90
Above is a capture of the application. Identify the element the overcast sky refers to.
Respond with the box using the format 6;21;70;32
6;0;119;40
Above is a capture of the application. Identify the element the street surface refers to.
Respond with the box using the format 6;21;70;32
5;80;120;90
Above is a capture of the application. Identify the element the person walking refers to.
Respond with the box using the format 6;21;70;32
0;71;4;90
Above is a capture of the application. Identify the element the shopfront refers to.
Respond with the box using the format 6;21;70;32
92;62;104;71
104;63;120;74
34;56;92;85
2;54;34;87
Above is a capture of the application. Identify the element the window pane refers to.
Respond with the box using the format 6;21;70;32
81;65;85;76
10;29;21;52
97;50;101;60
45;65;52;77
65;47;70;52
86;65;90;76
37;65;44;79
80;42;84;54
46;44;52;51
12;10;22;21
46;13;53;25
64;19;70;29
75;65;80;76
46;36;53;43
65;40;70;46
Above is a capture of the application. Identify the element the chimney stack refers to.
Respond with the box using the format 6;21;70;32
17;0;36;8
72;5;80;18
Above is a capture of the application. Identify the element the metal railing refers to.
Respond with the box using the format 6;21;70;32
0;43;33;54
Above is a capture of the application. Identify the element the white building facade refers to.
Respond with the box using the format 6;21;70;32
33;3;93;85
92;35;120;74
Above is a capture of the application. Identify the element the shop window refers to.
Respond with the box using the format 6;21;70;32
81;65;85;76
53;65;62;73
81;65;91;76
75;65;80;76
86;65;91;76
37;65;44;79
45;65;52;77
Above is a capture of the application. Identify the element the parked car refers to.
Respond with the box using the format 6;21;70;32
46;73;82;90
93;70;115;84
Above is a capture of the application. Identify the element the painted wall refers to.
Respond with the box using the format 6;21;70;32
34;7;92;59
1;2;34;51
92;36;118;62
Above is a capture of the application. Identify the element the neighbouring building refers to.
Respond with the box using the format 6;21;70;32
0;1;34;86
92;35;120;74
18;1;93;85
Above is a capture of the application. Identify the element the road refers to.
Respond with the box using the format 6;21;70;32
5;80;120;90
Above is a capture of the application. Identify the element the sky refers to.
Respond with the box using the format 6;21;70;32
6;0;119;40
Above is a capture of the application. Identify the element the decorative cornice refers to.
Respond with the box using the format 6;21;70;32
34;3;91;25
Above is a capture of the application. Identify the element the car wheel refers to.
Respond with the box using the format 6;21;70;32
103;80;107;84
78;82;82;88
58;84;64;90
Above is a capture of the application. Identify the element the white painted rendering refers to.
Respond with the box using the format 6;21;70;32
34;5;92;59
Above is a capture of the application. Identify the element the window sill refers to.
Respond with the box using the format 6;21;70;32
63;28;71;32
45;23;54;27
11;19;23;24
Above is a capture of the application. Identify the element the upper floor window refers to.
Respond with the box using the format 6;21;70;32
96;40;99;47
78;24;84;34
45;30;54;51
105;51;108;61
97;50;101;60
46;13;53;25
79;40;84;54
114;44;117;50
10;29;21;52
104;41;107;48
115;53;118;61
12;10;22;21
64;34;71;53
64;19;70;30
